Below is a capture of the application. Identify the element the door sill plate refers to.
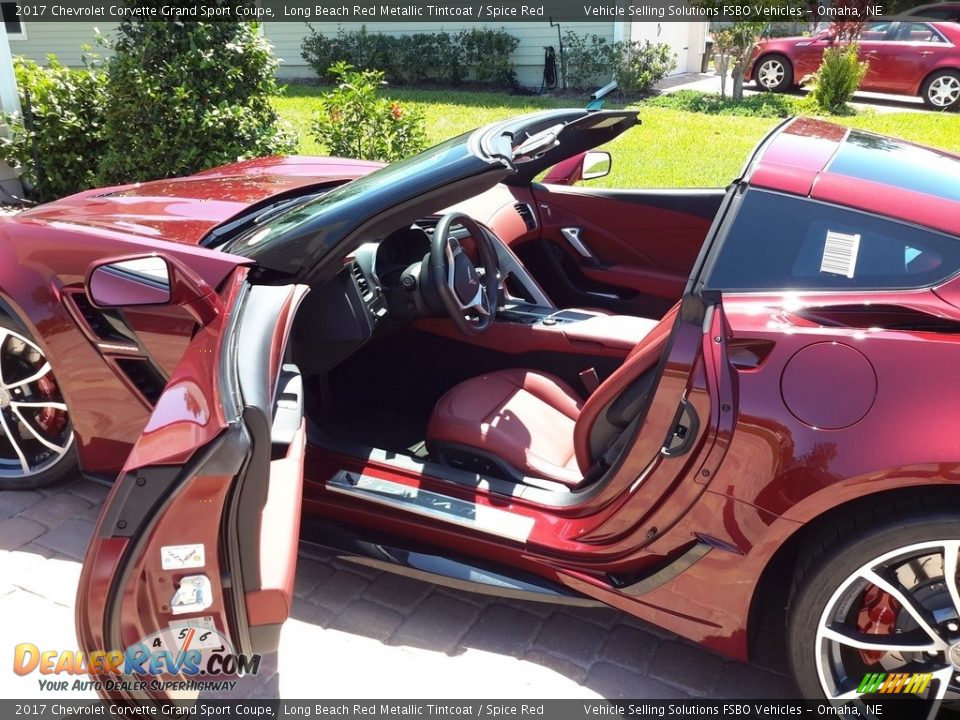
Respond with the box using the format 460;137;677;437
327;471;534;543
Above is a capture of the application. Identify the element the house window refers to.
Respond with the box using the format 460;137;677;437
1;2;24;38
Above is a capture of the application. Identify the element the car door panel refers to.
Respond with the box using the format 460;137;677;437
580;264;688;298
792;38;831;78
77;273;308;701
526;185;721;315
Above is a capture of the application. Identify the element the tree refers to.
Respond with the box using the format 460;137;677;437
698;0;805;100
97;2;295;184
720;22;766;101
711;28;736;99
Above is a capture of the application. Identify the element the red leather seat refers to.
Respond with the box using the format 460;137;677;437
426;303;680;488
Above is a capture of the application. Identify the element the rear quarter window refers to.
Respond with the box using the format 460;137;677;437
706;190;960;292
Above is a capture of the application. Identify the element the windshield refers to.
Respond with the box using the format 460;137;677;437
223;131;476;259
219;109;636;278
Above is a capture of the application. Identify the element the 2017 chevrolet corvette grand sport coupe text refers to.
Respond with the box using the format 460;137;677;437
2;111;960;710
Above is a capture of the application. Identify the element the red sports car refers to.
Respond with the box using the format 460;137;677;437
746;19;960;109
3;111;960;709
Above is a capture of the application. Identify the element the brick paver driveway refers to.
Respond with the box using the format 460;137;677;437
0;477;799;700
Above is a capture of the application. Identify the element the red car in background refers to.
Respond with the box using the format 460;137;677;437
4;111;960;710
747;18;960;109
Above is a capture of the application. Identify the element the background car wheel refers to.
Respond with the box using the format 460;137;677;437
787;503;960;716
754;54;793;93
921;70;960;110
0;315;77;489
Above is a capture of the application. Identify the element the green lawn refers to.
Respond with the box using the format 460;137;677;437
274;85;960;189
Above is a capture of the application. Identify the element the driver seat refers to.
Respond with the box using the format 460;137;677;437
425;303;681;488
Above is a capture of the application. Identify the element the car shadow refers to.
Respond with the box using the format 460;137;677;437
278;547;800;699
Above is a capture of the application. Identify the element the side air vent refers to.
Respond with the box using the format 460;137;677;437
67;291;132;344
115;358;167;406
514;203;537;232
351;263;373;300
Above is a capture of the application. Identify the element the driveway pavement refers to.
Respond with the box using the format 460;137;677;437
658;70;931;114
0;476;800;700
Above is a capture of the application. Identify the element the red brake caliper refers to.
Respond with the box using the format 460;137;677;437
35;373;66;436
857;584;901;665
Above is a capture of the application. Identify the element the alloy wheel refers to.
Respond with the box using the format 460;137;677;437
758;59;786;90
0;326;73;479
814;540;960;718
927;75;960;108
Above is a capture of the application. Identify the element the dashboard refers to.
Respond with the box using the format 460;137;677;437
290;186;550;378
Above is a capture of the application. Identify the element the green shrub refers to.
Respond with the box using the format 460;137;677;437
97;18;296;185
300;26;346;81
459;28;520;86
644;89;801;117
301;26;512;87
806;43;868;115
311;63;426;162
391;31;465;85
0;55;107;201
614;40;677;96
562;31;615;89
432;32;467;86
560;34;675;95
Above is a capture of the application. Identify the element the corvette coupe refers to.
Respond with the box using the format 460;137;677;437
2;110;960;709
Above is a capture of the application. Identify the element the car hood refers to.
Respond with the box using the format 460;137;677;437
18;156;384;245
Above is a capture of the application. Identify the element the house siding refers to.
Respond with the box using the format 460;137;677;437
11;19;706;86
264;21;617;87
9;22;118;66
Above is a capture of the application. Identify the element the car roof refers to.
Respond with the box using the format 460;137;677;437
904;2;960;10
747;117;960;237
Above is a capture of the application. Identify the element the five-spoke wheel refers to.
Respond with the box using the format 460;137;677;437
0;319;76;488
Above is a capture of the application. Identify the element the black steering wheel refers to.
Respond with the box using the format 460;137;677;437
429;212;500;335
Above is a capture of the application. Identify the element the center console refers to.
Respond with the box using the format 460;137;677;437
498;303;601;327
414;301;659;358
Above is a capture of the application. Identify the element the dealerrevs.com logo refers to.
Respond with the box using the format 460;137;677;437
13;623;261;693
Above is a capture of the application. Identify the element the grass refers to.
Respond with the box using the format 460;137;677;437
273;84;960;189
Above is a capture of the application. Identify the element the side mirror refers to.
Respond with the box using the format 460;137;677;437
581;151;612;181
88;256;171;307
86;253;221;326
541;150;613;186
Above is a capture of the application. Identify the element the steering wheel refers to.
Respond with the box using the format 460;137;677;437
430;212;500;335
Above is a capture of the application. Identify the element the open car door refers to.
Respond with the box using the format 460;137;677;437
75;256;308;703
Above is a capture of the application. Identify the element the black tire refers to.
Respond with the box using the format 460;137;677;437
0;314;77;490
921;70;960;111
787;501;960;702
754;54;794;93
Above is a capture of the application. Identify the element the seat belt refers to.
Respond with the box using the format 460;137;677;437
579;410;646;486
579;367;600;395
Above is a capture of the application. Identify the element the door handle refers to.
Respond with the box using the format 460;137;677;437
560;227;596;260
